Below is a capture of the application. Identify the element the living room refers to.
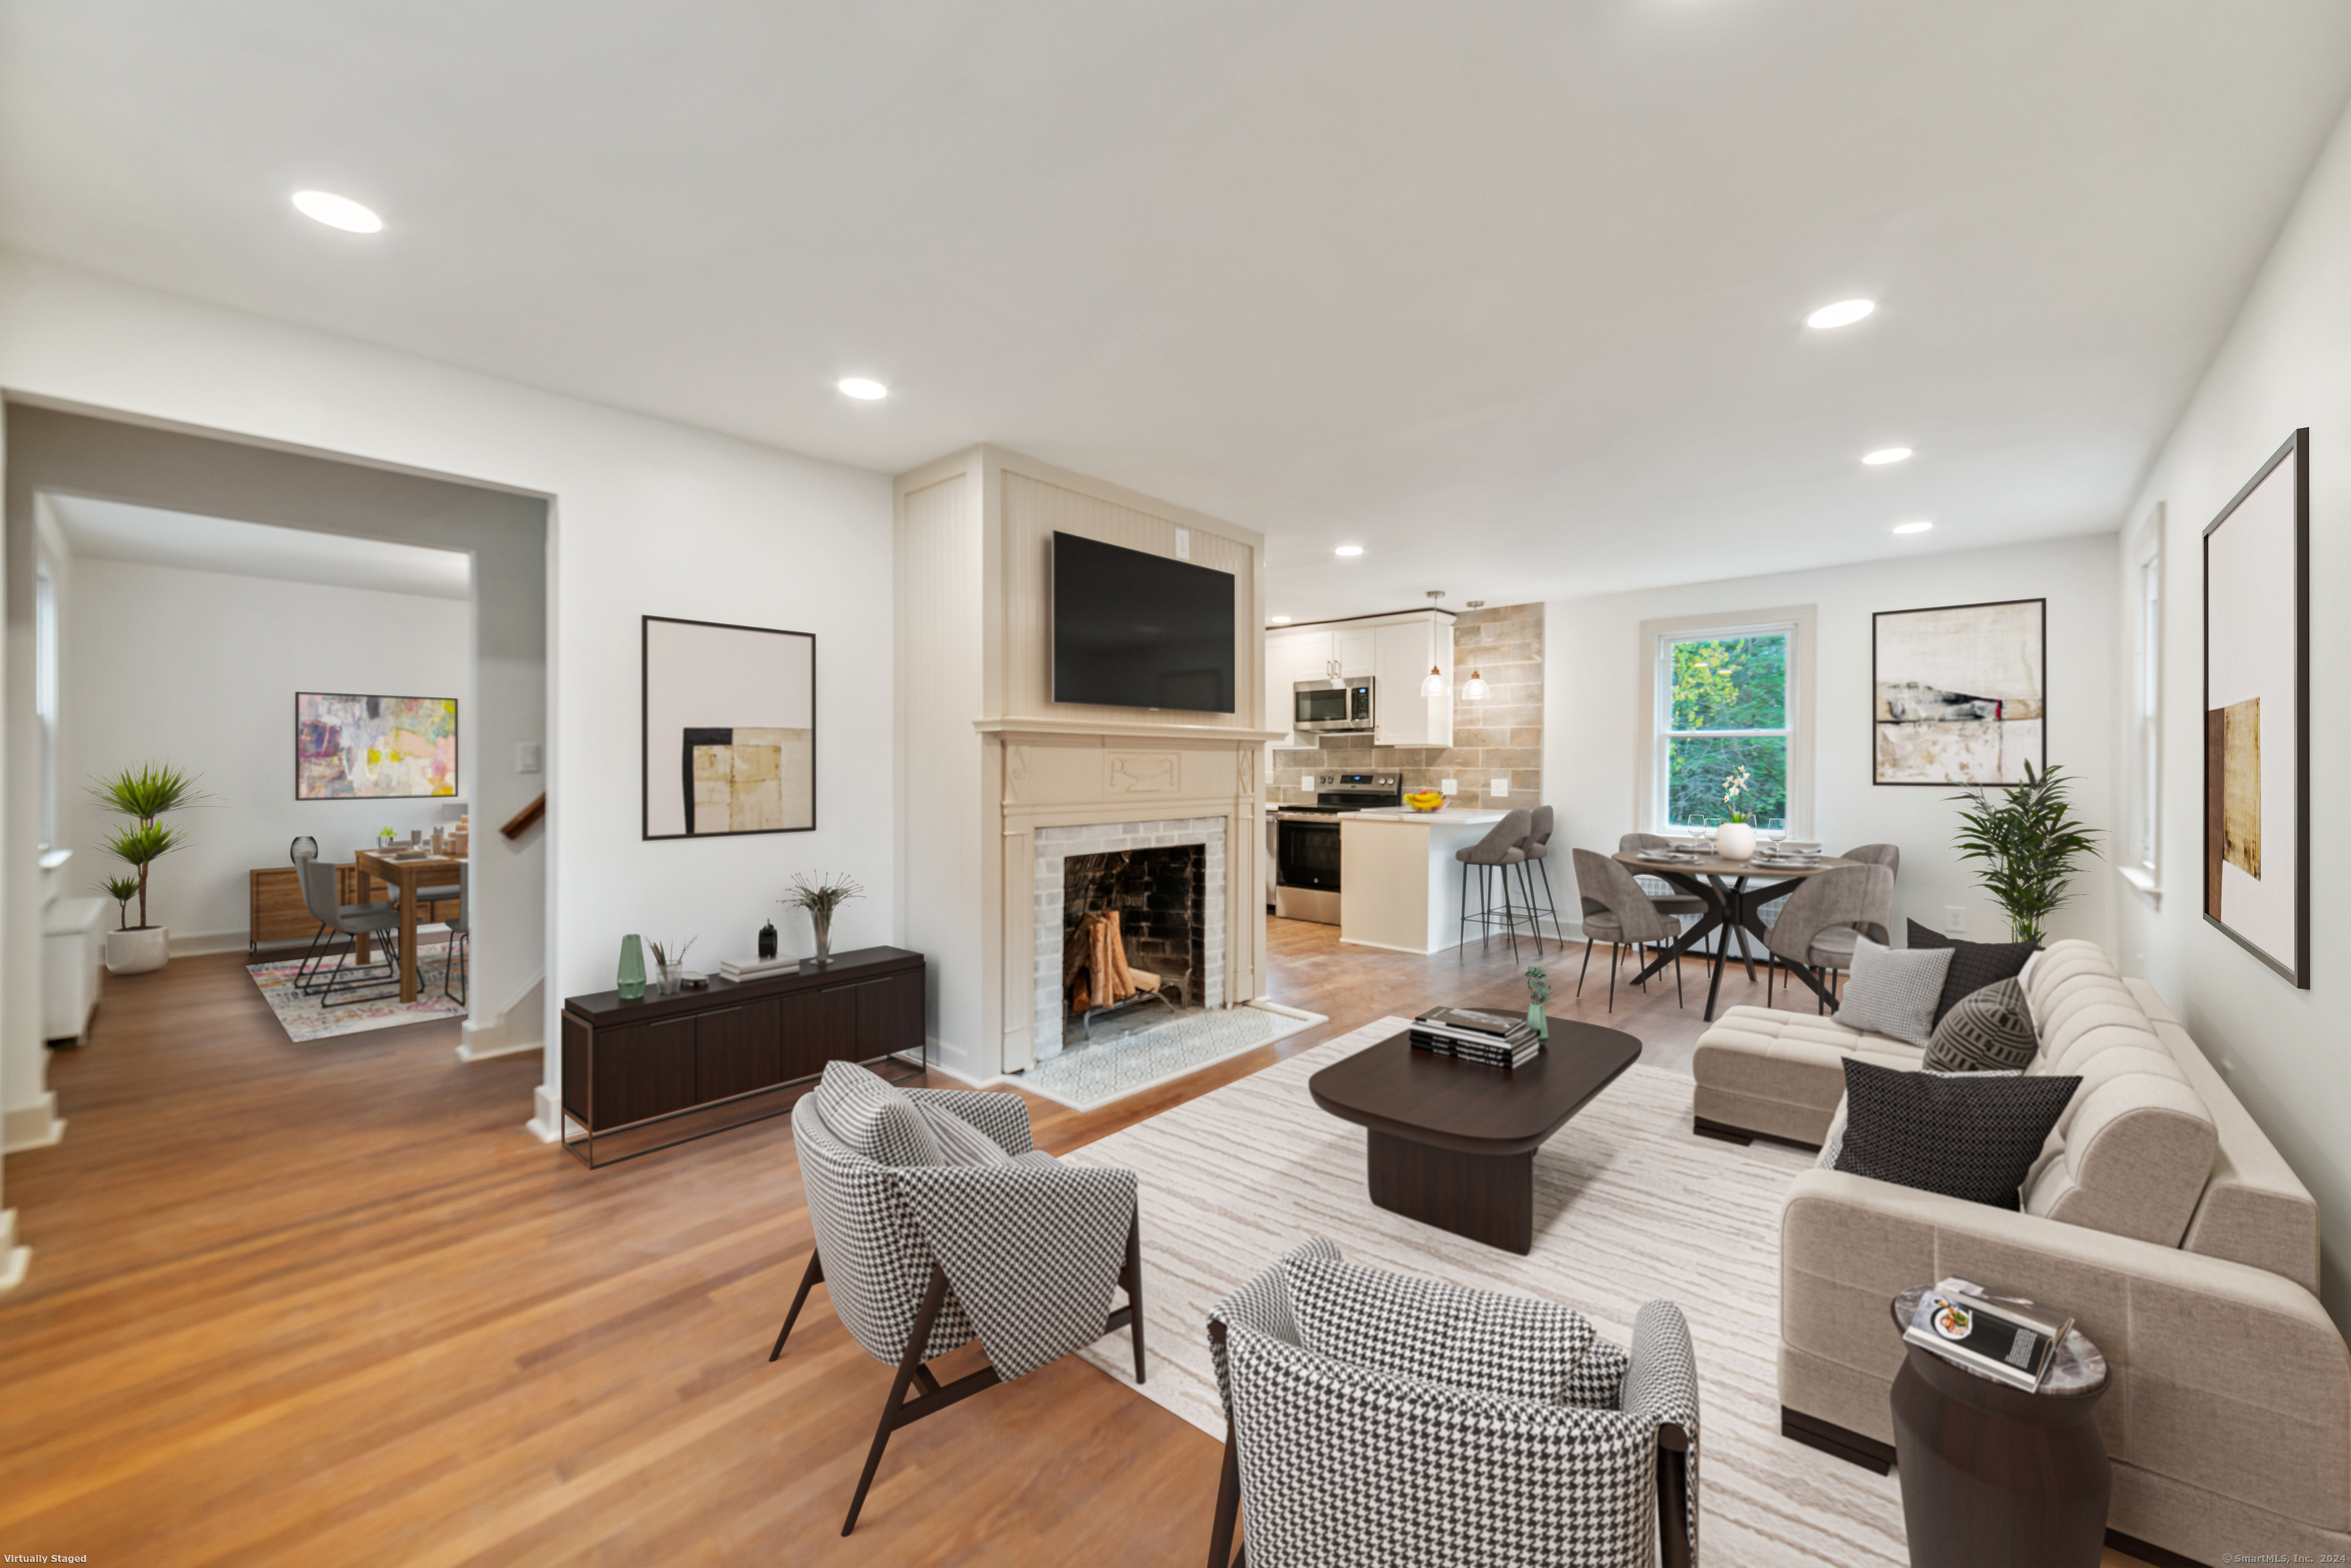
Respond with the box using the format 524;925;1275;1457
2;5;2348;1566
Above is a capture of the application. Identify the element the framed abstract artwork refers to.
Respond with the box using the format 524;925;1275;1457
642;615;816;839
1872;598;2046;785
296;693;458;798
2203;429;2309;986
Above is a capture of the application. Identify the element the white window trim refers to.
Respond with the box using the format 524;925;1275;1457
2121;503;2164;905
1635;605;1817;839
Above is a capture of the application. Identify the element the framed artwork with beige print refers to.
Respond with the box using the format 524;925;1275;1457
641;615;816;839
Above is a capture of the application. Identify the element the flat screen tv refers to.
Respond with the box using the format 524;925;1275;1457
1051;531;1236;712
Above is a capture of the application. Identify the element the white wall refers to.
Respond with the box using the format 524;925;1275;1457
2112;98;2351;1331
57;556;469;944
1544;531;2122;954
0;250;896;1148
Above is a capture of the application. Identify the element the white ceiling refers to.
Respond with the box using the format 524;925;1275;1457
5;2;2349;621
47;495;472;600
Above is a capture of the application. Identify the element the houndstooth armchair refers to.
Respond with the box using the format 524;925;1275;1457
1206;1238;1700;1568
771;1064;1145;1535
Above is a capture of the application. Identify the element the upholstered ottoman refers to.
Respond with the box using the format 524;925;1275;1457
1690;1006;1922;1148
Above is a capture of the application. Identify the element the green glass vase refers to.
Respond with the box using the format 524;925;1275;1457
617;934;647;1000
1526;999;1548;1041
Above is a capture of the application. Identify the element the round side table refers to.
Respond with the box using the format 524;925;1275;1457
1886;1287;2111;1568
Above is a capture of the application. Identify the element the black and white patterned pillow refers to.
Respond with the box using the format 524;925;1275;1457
1817;1068;2020;1169
1832;1058;2079;1209
1284;1254;1596;1405
1906;920;2040;1028
912;1097;1015;1165
1834;935;1953;1048
1922;979;2039;1073
812;1058;943;1166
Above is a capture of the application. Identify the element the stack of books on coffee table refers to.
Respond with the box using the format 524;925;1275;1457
1410;1008;1542;1068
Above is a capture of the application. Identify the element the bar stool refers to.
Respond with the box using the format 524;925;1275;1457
1456;809;1537;959
1522;805;1561;943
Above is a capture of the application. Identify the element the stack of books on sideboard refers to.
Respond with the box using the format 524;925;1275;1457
1411;1008;1542;1068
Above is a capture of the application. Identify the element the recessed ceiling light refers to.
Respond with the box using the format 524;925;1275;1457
1806;298;1875;329
837;377;889;400
1893;520;1934;535
1268;616;1293;625
292;191;382;233
1862;447;1912;465
1334;545;1364;557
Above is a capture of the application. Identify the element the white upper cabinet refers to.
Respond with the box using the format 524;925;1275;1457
1332;628;1377;680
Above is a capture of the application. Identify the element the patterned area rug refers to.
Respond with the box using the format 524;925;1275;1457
1009;1002;1327;1111
1063;1017;1907;1566
249;950;467;1042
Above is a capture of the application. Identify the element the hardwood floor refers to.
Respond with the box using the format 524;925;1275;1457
0;920;2147;1565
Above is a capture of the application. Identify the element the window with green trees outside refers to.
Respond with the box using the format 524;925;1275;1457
1659;628;1792;829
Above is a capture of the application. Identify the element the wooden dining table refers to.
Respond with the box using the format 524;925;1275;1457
1609;849;1860;1022
353;846;464;1003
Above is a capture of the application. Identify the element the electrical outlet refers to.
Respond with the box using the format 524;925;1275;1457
1175;526;1190;559
1490;776;1510;797
1440;777;1458;794
1945;905;1966;933
517;742;542;774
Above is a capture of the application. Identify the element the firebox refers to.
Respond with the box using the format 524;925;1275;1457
1061;844;1205;1030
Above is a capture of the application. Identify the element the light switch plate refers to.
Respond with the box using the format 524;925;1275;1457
517;741;542;774
1490;776;1510;797
1945;905;1966;932
1175;526;1190;559
1440;777;1458;794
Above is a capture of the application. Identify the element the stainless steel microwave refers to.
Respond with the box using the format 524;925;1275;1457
1293;676;1374;732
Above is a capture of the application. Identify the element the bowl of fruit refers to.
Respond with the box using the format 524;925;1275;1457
1404;791;1446;813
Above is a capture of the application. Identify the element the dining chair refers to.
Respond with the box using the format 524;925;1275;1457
294;856;406;1006
1456;809;1539;960
1761;863;1893;1012
1616;834;1710;920
1569;848;1683;1012
1838;843;1901;880
442;862;470;1006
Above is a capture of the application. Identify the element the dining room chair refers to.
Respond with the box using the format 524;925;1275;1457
1838;843;1901;880
1761;862;1893;1012
294;855;406;1006
1456;809;1539;960
1617;833;1710;922
441;862;470;1006
1570;848;1683;1012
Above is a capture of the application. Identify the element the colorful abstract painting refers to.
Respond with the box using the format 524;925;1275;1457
297;693;459;798
2204;429;2307;986
643;617;815;837
1871;599;2045;785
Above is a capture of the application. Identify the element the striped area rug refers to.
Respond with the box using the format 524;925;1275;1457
1064;1017;1907;1567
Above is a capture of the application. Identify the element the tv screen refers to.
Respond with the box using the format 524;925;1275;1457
1052;531;1236;712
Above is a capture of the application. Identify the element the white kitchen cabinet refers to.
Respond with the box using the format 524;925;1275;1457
1332;628;1376;680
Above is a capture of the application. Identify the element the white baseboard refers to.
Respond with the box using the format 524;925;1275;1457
526;1083;564;1144
0;1209;26;1292
458;973;545;1062
2;1094;65;1153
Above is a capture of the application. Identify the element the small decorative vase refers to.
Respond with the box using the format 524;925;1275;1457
657;962;683;996
804;913;833;972
1716;822;1757;861
1526;999;1548;1041
104;926;171;975
758;920;778;961
616;934;647;1000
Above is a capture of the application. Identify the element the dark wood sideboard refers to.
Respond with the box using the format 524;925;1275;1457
560;945;926;1167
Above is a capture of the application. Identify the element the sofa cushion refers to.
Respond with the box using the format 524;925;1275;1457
1922;978;2038;1073
1692;1006;1922;1146
1833;1058;2079;1210
812;1058;944;1166
1906;920;2040;1026
1283;1254;1596;1404
1834;935;1953;1048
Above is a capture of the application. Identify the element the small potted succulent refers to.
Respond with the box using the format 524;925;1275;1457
89;763;206;974
784;872;863;970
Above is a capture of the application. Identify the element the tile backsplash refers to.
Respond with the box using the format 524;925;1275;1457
1270;601;1543;810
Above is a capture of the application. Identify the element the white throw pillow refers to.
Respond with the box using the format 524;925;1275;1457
1834;934;1954;1048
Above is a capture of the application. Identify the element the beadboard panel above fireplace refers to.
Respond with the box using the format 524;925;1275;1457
894;445;1284;1081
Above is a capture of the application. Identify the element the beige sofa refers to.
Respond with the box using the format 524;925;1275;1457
1690;939;2349;1566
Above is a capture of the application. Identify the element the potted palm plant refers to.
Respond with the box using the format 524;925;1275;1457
1949;761;2101;944
88;762;206;974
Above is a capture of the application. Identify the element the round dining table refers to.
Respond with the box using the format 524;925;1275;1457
1609;849;1862;1021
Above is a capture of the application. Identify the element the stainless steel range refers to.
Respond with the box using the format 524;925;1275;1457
1271;771;1403;924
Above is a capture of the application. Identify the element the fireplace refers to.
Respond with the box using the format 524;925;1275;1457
1031;816;1227;1058
1063;845;1205;1020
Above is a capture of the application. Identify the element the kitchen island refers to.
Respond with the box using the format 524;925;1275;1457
1338;807;1518;954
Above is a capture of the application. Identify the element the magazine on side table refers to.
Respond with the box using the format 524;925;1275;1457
1902;1278;2075;1393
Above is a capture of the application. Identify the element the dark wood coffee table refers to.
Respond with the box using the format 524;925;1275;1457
1307;1021;1642;1253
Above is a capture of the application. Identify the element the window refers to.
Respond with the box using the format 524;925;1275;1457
35;565;57;849
2131;523;2163;885
1657;624;1793;830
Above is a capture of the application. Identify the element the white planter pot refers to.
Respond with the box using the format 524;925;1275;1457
105;926;171;975
1715;823;1757;862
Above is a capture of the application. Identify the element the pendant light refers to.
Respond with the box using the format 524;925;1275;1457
1420;591;1447;696
1460;601;1490;699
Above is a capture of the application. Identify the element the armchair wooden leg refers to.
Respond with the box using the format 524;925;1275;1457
1208;1413;1244;1568
843;1262;951;1536
1658;1438;1692;1568
1121;1211;1147;1384
768;1247;825;1361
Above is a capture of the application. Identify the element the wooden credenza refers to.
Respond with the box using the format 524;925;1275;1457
559;945;927;1166
249;864;461;953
